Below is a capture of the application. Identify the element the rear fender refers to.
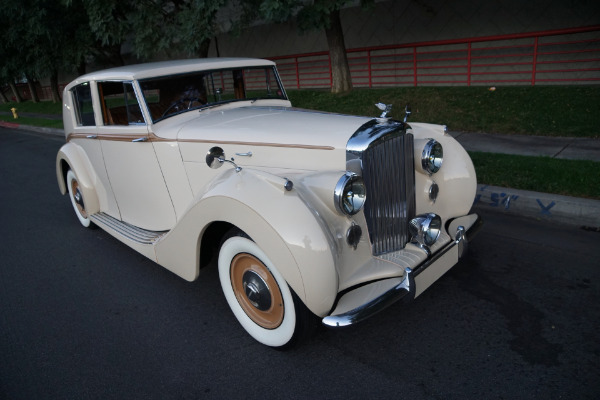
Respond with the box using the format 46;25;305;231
56;142;100;215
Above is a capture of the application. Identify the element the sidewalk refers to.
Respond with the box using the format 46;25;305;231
451;131;600;162
2;119;599;228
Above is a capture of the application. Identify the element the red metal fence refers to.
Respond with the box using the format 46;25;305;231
4;25;599;102
270;25;600;89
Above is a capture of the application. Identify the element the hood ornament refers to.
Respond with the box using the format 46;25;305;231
375;103;392;119
403;104;411;123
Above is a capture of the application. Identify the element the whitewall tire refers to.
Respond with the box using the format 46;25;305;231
218;235;306;348
66;170;93;228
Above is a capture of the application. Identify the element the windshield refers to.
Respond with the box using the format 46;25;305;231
139;66;287;123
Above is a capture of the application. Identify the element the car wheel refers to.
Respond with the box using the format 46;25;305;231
218;234;314;348
66;170;93;228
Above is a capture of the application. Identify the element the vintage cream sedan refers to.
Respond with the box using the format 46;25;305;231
56;58;481;348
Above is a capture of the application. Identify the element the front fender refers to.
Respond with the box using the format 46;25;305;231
154;168;338;317
56;142;100;215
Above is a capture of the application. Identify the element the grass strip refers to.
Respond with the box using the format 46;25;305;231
288;86;600;138
0;115;63;129
2;100;62;114
469;151;600;200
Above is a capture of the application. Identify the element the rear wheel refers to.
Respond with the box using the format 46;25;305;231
218;234;314;348
66;170;93;228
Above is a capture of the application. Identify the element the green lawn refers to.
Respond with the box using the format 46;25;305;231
0;115;63;128
288;86;600;138
1;100;62;114
470;152;600;200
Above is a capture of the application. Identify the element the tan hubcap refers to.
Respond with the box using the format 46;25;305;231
230;253;284;329
70;179;87;218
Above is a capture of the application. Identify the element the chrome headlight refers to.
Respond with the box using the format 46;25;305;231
409;213;442;255
334;173;366;215
421;139;443;174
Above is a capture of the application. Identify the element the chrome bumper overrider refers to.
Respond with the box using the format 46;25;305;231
322;214;483;328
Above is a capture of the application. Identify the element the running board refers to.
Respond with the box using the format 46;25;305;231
90;212;168;245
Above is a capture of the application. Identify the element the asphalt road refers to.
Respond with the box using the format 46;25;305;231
1;128;599;400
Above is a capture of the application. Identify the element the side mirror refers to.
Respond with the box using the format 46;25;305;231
206;146;225;169
206;146;242;172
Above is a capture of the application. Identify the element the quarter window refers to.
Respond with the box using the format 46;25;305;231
71;83;95;126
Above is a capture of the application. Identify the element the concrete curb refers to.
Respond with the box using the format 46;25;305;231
473;184;600;228
0;120;63;137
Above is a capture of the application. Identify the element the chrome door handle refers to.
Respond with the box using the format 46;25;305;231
86;135;98;139
132;137;148;142
235;151;252;157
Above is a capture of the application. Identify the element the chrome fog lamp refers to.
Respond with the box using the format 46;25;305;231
334;173;366;215
409;213;442;255
422;139;443;174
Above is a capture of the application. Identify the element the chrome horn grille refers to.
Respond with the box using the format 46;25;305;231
347;120;416;256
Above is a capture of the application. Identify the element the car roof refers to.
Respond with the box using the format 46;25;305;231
72;58;276;83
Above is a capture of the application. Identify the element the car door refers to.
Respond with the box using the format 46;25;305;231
96;80;176;231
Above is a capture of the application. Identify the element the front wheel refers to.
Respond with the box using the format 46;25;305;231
218;235;314;348
66;170;94;228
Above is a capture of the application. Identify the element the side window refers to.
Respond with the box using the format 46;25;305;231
98;81;145;126
72;83;95;126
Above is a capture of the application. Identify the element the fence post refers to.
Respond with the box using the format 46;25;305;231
413;47;417;87
295;56;300;89
531;37;538;86
467;42;472;86
328;54;333;88
368;50;372;88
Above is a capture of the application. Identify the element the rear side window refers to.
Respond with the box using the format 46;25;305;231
72;83;95;126
98;81;145;125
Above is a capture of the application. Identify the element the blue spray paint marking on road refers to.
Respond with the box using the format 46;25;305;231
474;187;519;210
473;186;488;206
536;199;556;215
490;192;519;209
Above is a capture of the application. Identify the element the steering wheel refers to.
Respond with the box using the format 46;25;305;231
162;97;202;118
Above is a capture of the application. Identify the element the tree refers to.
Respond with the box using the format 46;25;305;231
250;0;373;93
77;0;226;61
130;0;226;59
0;0;96;102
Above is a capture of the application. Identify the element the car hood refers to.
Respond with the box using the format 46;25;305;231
175;106;372;172
177;106;371;149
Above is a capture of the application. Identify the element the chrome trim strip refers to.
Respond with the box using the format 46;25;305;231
322;268;414;328
177;138;335;150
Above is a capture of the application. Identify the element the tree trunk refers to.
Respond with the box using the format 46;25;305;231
198;37;211;58
9;81;23;103
77;57;86;76
325;9;352;93
0;88;9;104
25;74;40;103
50;70;61;103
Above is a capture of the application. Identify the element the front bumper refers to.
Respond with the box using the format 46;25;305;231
322;213;483;328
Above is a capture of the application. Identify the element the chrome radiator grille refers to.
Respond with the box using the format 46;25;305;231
361;133;416;255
